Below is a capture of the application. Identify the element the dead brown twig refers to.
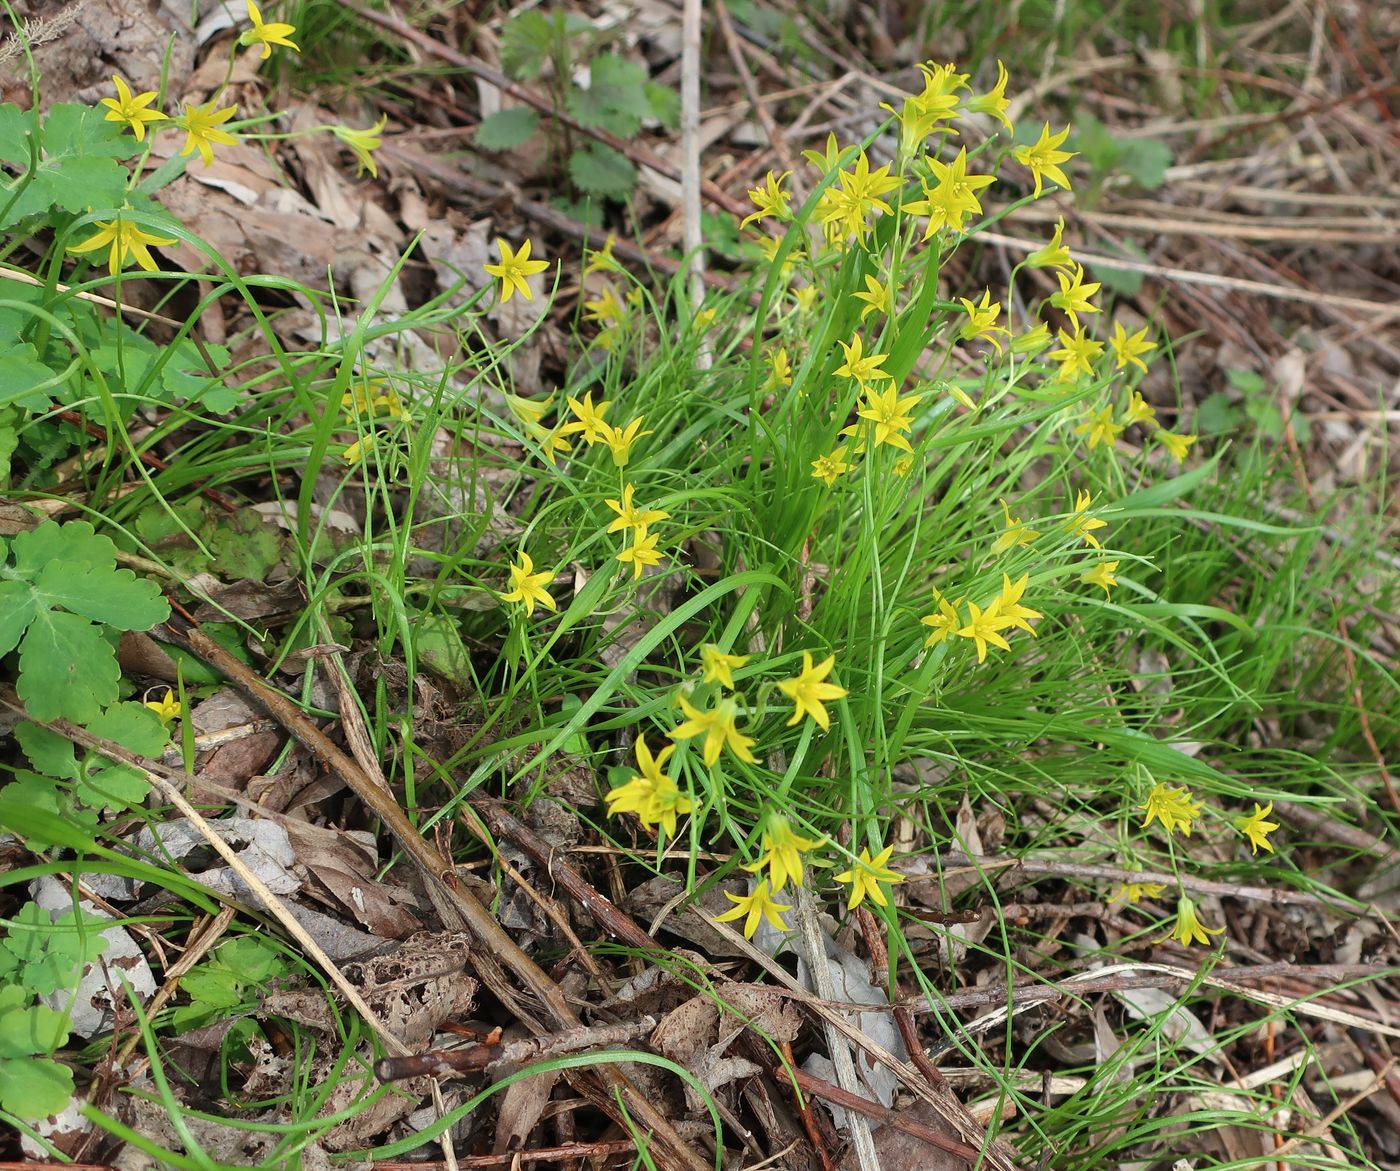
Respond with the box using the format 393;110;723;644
135;617;713;1171
381;143;737;295
342;1;747;218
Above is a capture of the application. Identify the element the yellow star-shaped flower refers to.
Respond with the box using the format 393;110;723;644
1080;559;1119;595
1164;895;1224;948
604;736;692;839
240;0;300;58
740;169;793;229
776;651;847;730
714;879;791;938
1110;321;1156;373
333;115;389;178
143;689;183;722
604;484;669;537
1234;802;1280;854
69;214;177;275
856;383;922;452
668;695;756;767
1140;783;1202;837
99;75;167;141
176;100;238;167
699;645;749;690
499;550;556;616
834;845;903;910
484;238;551;304
745;813;822;891
1013;122;1076;197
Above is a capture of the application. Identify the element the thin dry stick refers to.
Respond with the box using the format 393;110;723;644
345;1;747;218
141;624;713;1171
790;1069;980;1162
376;1017;659;1081
792;886;879;1171
946;961;1400;1041
715;0;798;176
696;906;1021;1171
151;763;411;1055
919;852;1358;911
680;0;710;370
1269;1054;1396;1163
380;144;737;293
0;264;185;329
978;227;1400;318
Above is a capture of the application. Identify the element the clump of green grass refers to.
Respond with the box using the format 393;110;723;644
1;6;1394;1167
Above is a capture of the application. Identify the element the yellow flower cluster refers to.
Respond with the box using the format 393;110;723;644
78;7;395;276
605;480;668;580
920;572;1042;663
735;59;1202;498
1014;217;1199;464
1127;784;1282;946
595;646;899;937
1049;312;1197;464
917;484;1124;663
1140;784;1280;855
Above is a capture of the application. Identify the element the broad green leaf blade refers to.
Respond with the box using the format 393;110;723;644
567;54;653;136
41;103;141;161
0;105;34;162
87;701;170;756
9;520;118;575
77;759;150;812
17;609;121;723
644;82;680;129
0;1054;73;1119
14;722;79;781
34;560;169;630
0;580;37;656
0;996;69;1059
0;342;60;409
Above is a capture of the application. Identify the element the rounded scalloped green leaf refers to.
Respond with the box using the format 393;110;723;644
0;1054;74;1120
568;142;636;201
0;104;34;163
475;107;539;152
0;579;38;657
16;609;122;724
0;104;136;230
9;519;117;574
34;558;166;631
77;757;150;813
0;993;69;1059
14;722;80;781
87;700;171;757
0;774;77;853
0;342;60;410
